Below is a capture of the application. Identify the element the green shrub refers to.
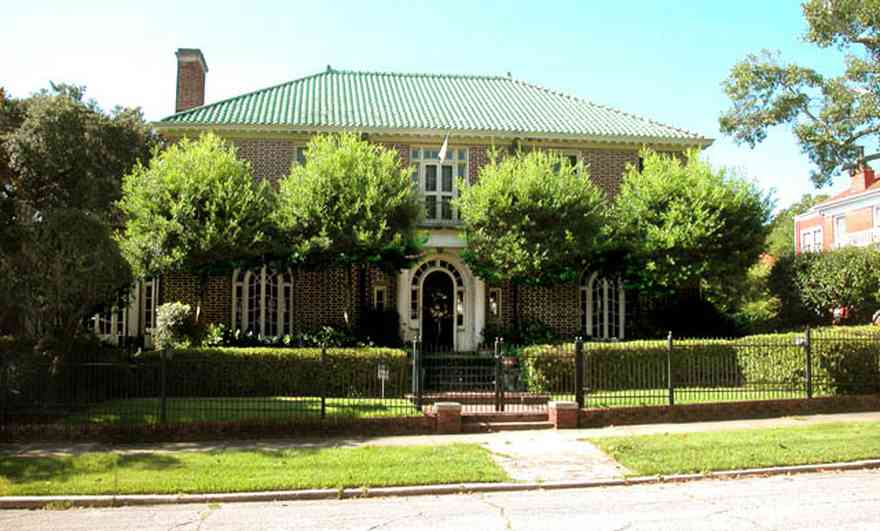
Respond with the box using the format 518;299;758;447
523;326;880;395
143;347;410;398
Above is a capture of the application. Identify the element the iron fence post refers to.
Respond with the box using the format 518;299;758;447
413;339;422;412
160;348;168;424
575;337;584;409
667;331;675;406
804;325;813;399
1;358;8;430
320;344;327;419
494;337;501;412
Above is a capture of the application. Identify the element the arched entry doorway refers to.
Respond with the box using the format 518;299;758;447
421;271;454;351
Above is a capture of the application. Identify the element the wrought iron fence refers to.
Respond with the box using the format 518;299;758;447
1;327;878;436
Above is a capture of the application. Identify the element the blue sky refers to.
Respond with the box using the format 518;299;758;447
3;1;849;209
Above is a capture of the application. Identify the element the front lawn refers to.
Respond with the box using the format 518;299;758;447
0;443;508;496
589;421;880;476
583;387;804;408
65;397;421;425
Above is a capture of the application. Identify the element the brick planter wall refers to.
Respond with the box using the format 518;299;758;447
579;395;880;428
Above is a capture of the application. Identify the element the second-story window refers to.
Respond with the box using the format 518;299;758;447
411;147;468;222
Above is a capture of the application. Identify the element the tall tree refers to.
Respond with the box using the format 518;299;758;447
273;133;423;328
0;84;156;351
454;149;608;330
720;0;880;187
613;149;772;297
765;193;829;258
116;133;274;322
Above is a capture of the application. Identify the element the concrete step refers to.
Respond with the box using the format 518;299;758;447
462;420;554;433
463;413;549;424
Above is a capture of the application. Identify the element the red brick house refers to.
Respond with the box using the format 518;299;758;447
93;48;712;350
794;165;880;254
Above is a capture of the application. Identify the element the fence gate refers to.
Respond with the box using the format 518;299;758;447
411;340;554;413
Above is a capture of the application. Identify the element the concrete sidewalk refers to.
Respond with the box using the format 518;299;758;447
3;411;880;484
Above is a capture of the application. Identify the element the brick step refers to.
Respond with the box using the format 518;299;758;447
461;420;554;433
409;392;550;406
463;413;549;423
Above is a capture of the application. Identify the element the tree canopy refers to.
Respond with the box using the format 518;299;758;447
273;133;424;271
613;149;772;296
720;0;880;187
117;133;274;281
765;192;829;258
0;85;153;349
454;149;608;287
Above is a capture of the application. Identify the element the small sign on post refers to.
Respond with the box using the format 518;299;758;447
378;362;389;399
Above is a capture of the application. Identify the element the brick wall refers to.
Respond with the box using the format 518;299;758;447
160;265;397;332
579;395;880;428
581;148;640;197
160;272;231;325
231;138;297;184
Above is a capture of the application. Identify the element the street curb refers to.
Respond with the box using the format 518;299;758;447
2;459;880;510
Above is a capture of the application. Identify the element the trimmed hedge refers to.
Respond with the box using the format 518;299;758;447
146;347;411;398
523;326;880;396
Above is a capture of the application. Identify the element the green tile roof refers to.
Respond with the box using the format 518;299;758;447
158;68;710;145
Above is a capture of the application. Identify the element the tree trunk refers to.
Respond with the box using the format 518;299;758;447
346;266;354;330
512;283;520;335
196;273;209;325
357;264;368;331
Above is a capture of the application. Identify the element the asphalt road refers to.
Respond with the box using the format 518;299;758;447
2;470;879;531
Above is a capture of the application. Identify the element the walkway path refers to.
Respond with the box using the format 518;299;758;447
3;411;879;483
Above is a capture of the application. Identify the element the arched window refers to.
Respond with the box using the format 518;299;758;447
580;274;625;340
232;267;293;337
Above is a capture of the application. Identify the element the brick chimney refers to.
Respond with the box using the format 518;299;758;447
175;48;208;113
850;163;877;193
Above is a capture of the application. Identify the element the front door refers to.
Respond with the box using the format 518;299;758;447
422;270;454;352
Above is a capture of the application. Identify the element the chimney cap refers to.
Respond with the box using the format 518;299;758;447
176;48;209;73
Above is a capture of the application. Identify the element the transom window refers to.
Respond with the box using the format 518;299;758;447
232;267;294;337
411;147;468;222
580;274;625;340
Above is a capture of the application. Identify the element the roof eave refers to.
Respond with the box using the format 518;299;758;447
151;122;714;148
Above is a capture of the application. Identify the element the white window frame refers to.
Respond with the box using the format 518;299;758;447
410;147;468;223
833;215;847;247
232;267;294;337
874;206;880;228
550;149;581;175
142;278;159;334
800;226;823;253
488;288;502;318
580;273;625;340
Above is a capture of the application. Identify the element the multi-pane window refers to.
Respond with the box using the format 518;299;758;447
580;274;625;340
800;227;823;253
232;267;294;337
94;293;127;338
411;147;468;222
833;215;847;247
373;286;387;310
142;278;158;332
295;146;307;165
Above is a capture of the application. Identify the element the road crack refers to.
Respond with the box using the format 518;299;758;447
481;496;515;531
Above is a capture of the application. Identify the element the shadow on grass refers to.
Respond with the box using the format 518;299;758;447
0;452;182;486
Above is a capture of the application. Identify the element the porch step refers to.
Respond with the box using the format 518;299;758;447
462;420;554;433
411;392;551;406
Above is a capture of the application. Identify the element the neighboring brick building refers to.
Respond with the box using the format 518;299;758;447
97;48;712;351
794;165;880;254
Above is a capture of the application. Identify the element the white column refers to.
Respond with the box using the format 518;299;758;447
397;269;411;342
473;277;486;351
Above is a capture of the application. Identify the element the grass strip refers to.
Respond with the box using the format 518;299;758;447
589;421;880;476
0;443;508;496
66;397;421;425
